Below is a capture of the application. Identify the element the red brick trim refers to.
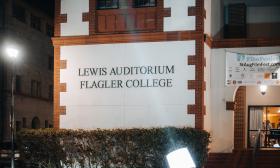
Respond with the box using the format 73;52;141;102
205;33;280;48
234;86;246;150
54;0;67;37
60;83;67;92
191;0;205;129
188;55;206;67
60;60;67;69
82;0;95;35
188;105;206;115
82;13;90;22
211;38;280;48
60;106;66;115
60;14;67;23
54;46;61;128
226;101;235;111
188;6;196;16
163;8;171;17
188;80;206;91
52;31;201;46
53;0;206;130
204;34;213;48
187;105;197;114
54;0;61;37
187;55;196;65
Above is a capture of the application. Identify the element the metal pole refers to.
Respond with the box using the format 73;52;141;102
10;61;15;168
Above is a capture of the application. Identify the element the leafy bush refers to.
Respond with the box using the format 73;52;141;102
17;127;210;168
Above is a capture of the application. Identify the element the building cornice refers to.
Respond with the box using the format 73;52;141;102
205;34;280;49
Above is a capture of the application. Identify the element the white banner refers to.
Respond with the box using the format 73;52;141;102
226;52;280;86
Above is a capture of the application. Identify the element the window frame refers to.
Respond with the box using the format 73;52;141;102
133;0;157;8
31;80;41;97
96;0;119;10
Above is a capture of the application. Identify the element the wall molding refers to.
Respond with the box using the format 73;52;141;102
52;31;201;46
205;33;280;49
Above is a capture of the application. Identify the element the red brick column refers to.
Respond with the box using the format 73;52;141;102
234;86;246;150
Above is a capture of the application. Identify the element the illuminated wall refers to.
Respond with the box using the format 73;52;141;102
60;41;196;129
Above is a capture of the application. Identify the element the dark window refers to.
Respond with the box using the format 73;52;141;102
16;121;21;132
31;117;40;129
31;80;41;97
49;85;53;101
134;0;156;8
46;23;54;37
45;120;49;128
48;56;53;71
224;3;247;38
15;75;21;93
22;118;26;128
12;4;26;22
97;0;119;9
30;14;41;31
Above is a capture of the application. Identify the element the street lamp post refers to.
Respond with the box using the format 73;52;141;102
6;47;19;168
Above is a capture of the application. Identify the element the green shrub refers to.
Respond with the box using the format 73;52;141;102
17;127;210;168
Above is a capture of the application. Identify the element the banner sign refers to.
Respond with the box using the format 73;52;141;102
226;52;280;86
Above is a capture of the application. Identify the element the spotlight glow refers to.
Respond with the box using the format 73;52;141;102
166;148;196;168
260;85;267;95
6;47;19;59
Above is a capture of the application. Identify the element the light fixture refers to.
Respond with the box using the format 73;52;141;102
6;47;19;59
260;85;267;95
5;46;19;168
278;110;280;113
166;147;196;168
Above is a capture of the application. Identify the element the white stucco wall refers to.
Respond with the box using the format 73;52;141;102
247;86;280;106
210;46;280;152
204;0;212;35
60;41;196;129
163;0;195;32
61;0;89;36
210;0;223;36
204;44;211;132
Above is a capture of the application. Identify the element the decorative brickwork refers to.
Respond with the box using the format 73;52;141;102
163;8;171;17
234;86;246;150
53;0;206;130
60;106;66;115
82;0;95;35
188;7;197;16
189;0;205;129
60;83;67;92
60;60;67;69
204;32;280;48
226;101;235;111
54;46;61;128
187;38;207;129
54;0;67;37
52;31;201;46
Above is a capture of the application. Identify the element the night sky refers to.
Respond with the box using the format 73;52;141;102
24;0;55;18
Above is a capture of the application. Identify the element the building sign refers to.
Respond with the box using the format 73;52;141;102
60;41;196;129
78;65;174;89
226;52;280;86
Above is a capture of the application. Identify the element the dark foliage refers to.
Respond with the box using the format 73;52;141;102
17;127;210;168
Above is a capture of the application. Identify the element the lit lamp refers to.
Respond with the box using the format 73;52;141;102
166;147;196;168
260;85;267;95
6;47;19;168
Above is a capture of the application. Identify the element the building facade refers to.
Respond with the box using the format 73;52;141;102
53;0;280;154
0;0;54;142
